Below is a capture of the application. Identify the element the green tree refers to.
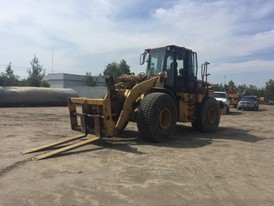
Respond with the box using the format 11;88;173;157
40;80;50;87
213;83;224;91
257;88;265;98
103;59;131;77
19;78;28;86
85;72;97;86
246;84;258;95
237;84;248;95
227;80;236;89
236;84;265;97
0;75;3;85
103;62;120;77
119;59;130;75
0;63;19;86
265;79;274;100
27;55;45;87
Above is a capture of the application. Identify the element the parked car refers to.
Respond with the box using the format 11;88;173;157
214;91;230;113
266;100;274;105
237;96;259;111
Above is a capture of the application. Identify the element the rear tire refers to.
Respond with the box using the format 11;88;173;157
136;92;177;142
192;98;220;132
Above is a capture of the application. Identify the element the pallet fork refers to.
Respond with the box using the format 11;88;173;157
23;78;113;160
23;77;117;160
23;134;99;160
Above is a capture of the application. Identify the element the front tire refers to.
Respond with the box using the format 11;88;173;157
136;92;177;142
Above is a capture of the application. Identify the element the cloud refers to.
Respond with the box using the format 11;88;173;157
152;0;274;58
0;0;273;86
211;59;274;74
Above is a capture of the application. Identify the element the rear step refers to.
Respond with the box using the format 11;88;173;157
23;134;99;160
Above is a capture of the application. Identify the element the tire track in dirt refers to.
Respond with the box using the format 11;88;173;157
0;158;31;178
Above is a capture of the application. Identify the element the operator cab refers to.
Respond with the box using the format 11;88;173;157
140;45;198;93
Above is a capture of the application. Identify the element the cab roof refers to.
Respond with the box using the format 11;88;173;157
145;45;193;53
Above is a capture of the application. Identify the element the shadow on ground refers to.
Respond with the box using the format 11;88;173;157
227;111;242;115
39;123;265;159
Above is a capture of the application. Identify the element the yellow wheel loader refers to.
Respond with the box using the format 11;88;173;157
68;45;220;141
225;85;240;108
24;45;220;160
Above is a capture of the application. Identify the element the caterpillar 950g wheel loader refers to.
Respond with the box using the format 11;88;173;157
68;44;221;141
24;45;220;160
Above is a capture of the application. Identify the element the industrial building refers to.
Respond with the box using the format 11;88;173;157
45;73;106;98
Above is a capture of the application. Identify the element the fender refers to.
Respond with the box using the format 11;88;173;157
148;87;179;115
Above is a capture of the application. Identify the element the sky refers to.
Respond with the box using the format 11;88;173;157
0;0;274;88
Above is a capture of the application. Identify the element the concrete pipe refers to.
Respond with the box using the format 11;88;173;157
0;87;79;107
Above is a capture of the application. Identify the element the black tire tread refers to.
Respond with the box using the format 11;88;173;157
136;92;176;142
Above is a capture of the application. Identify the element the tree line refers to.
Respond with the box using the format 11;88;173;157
213;80;274;101
84;59;131;86
0;57;131;87
0;55;49;87
1;56;273;101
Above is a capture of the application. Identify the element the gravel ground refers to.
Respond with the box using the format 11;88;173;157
0;105;274;206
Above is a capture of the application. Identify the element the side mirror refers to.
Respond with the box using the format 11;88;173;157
140;52;147;65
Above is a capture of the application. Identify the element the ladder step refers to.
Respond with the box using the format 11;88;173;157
23;134;87;154
32;136;100;160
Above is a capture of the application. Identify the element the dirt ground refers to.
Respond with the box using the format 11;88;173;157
0;105;274;206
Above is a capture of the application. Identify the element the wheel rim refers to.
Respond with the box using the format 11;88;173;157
207;107;217;124
159;107;172;131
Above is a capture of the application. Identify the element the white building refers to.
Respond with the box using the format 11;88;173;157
45;73;107;98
